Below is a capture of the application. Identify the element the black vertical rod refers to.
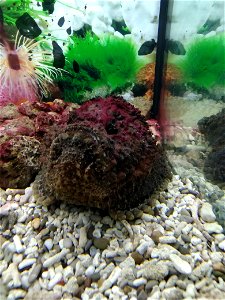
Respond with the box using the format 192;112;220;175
146;0;169;119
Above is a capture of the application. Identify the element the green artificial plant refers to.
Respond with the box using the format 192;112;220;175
175;34;225;90
57;32;147;103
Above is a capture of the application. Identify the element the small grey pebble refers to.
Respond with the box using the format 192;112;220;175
180;208;191;216
181;234;191;243
90;272;101;282
49;224;57;232
93;238;109;250
180;215;194;223
145;280;158;293
87;225;95;239
137;289;148;300
178;245;190;255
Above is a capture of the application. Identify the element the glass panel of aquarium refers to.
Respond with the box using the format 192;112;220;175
163;0;225;224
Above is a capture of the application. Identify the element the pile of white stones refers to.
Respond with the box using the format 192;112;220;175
1;175;225;300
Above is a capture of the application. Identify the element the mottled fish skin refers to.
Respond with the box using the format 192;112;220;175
138;39;157;55
16;13;42;39
52;40;65;69
166;39;186;55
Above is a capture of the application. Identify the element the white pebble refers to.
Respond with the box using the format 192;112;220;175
100;266;121;292
191;237;202;246
79;226;87;248
218;240;225;251
44;239;53;251
43;249;70;268
13;235;24;253
14;194;21;202
7;195;13;201
93;252;101;267
136;241;150;255
93;228;101;238
132;278;147;287
203;223;223;234
85;265;95;277
63;266;74;282
182;224;193;235
159;236;177;244
123;241;134;254
48;272;63;289
200;203;216;223
170;254;192;275
18;258;36;270
7;289;26;300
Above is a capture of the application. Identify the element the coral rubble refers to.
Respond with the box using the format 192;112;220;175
33;96;171;211
0;100;75;188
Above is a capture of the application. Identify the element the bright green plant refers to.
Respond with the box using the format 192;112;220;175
58;32;147;103
0;0;47;26
175;34;225;90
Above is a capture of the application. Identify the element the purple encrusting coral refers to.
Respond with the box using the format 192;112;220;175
33;96;171;212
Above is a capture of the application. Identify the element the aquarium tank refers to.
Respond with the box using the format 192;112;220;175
0;0;225;299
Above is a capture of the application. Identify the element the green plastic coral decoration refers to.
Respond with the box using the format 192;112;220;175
58;32;146;103
176;34;225;89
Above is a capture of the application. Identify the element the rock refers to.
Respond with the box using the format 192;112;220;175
137;289;148;300
218;240;225;251
28;263;42;283
18;258;36;271
169;254;192;275
79;227;87;248
93;238;109;250
159;236;177;244
133;278;147;287
138;262;169;280
48;272;63;289
162;287;183;300
0;100;72;188
31;218;41;230
85;265;95;277
131;251;144;265
33;97;171;211
99;266;122;292
43;249;70;268
13;235;24;253
200;203;216;222
151;230;163;244
63;238;73;249
7;289;26;300
181;233;191;243
44;239;54;251
203;222;223;234
145;280;158;293
213;262;225;274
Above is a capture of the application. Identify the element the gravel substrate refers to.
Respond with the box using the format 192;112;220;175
1;175;225;300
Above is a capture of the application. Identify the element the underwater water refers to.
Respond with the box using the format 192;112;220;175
0;0;225;299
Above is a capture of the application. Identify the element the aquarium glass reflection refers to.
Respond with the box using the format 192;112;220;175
164;0;225;223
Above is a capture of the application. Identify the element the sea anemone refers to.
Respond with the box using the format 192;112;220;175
0;31;61;105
